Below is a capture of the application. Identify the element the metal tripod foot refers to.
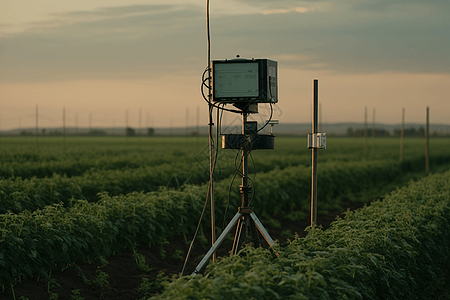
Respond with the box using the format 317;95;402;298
191;210;275;276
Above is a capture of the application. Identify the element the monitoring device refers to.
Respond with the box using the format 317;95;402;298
212;57;278;104
308;132;327;149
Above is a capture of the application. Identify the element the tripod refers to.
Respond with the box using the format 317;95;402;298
191;107;275;276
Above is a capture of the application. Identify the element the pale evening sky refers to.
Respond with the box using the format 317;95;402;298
0;0;449;130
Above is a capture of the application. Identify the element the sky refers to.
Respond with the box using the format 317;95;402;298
1;0;449;131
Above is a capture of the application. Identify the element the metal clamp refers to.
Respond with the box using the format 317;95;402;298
308;132;326;149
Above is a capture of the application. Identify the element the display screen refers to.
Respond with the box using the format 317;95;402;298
214;62;259;98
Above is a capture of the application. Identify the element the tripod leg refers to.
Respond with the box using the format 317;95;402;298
249;218;261;247
191;212;241;276
250;212;275;246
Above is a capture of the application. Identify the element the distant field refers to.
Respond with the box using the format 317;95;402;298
1;136;450;297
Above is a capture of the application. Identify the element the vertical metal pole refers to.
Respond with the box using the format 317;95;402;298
400;108;405;163
311;79;318;227
426;106;429;174
242;112;249;208
209;105;215;261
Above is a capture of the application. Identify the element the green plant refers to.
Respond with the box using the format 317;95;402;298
97;256;109;268
91;270;109;287
74;265;90;285
171;249;184;261
70;289;84;300
47;272;60;293
137;277;152;295
158;170;450;300
159;239;170;259
133;250;153;272
2;137;450;289
136;273;169;297
49;292;59;300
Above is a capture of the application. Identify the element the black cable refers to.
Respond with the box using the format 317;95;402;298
248;151;256;206
257;103;274;133
223;148;241;230
180;179;212;276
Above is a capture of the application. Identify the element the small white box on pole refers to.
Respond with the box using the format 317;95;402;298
308;132;326;149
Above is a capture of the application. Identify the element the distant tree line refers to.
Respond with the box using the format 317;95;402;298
392;127;426;137
126;127;155;137
346;126;445;138
346;128;391;138
18;127;156;137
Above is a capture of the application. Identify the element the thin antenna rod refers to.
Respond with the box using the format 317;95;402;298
206;0;216;261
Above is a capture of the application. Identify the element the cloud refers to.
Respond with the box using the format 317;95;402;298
53;4;172;18
0;4;206;82
350;0;450;12
262;6;316;15
0;1;448;84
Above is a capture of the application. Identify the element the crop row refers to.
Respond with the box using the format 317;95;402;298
0;189;203;288
2;137;449;180
0;163;210;214
0;137;206;179
2;140;447;215
0;157;444;286
158;170;450;300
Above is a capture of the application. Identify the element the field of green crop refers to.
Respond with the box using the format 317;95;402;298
1;136;449;299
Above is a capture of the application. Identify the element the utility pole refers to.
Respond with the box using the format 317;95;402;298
400;108;405;163
125;110;128;137
75;113;78;135
186;107;190;136
89;113;92;133
63;107;66;137
196;106;200;135
35;105;39;142
371;108;375;153
364;107;367;158
139;108;142;136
